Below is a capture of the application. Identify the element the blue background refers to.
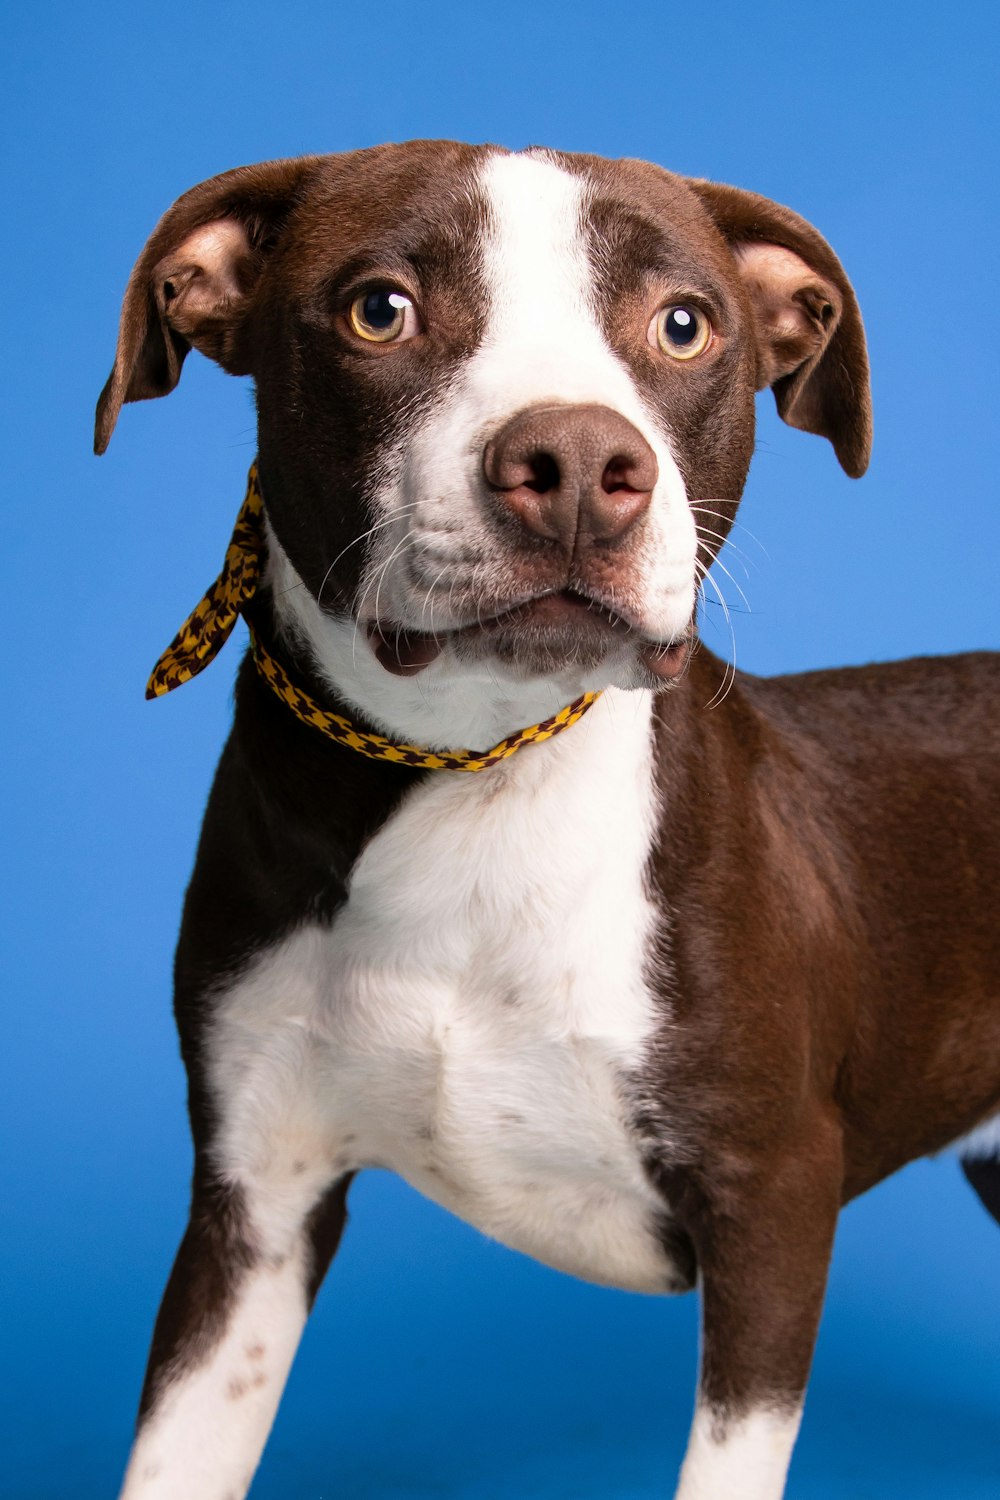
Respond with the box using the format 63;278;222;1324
3;2;998;1495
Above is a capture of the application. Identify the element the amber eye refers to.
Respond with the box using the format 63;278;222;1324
651;303;712;360
348;287;420;343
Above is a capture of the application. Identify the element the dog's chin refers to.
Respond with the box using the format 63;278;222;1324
367;592;692;686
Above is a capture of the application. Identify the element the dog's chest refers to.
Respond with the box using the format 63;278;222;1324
213;692;675;1292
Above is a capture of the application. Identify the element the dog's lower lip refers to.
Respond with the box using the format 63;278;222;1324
368;592;687;678
368;591;611;676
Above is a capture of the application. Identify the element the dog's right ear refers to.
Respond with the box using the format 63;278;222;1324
94;156;320;454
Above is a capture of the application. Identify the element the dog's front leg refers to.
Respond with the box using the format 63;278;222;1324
673;1121;843;1500
116;1168;351;1500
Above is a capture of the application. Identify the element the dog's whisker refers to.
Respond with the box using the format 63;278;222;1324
694;544;752;617
350;533;418;671
373;532;418;628
690;503;770;558
707;556;752;615
473;562;487;633
445;567;461;636
420;563;454;636
317;506;422;610
693;523;755;573
694;563;738;711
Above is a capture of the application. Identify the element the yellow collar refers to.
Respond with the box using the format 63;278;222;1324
147;463;601;772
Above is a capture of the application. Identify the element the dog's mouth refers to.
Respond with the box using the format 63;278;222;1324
366;589;690;682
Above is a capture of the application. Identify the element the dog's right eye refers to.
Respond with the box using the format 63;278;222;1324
348;288;421;344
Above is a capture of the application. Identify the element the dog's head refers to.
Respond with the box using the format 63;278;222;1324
97;143;870;745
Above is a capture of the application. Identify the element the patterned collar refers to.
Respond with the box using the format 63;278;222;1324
147;463;601;772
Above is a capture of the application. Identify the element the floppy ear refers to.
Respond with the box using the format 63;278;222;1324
685;179;872;477
94;156;320;455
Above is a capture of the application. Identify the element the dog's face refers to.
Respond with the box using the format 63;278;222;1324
97;143;870;727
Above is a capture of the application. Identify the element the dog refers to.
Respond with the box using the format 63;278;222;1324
95;141;1000;1500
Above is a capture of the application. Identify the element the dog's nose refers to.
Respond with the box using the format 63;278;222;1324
483;404;657;548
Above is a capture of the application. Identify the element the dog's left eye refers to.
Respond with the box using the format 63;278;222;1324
650;303;712;360
348;288;421;344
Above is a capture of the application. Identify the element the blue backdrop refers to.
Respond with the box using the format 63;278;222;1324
2;2;998;1496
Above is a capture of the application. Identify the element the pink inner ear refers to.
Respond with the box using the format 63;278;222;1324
733;241;840;389
155;218;253;334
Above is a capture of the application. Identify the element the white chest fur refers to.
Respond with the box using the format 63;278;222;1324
209;689;675;1293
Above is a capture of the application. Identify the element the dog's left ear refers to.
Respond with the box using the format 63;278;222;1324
686;180;872;477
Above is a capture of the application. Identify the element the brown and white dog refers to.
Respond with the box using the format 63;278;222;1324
96;142;1000;1500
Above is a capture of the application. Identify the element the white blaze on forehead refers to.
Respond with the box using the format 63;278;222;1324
478;150;611;397
474;149;660;416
